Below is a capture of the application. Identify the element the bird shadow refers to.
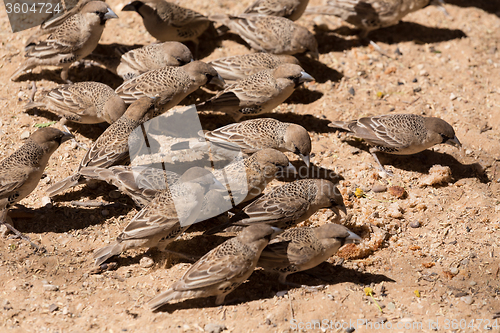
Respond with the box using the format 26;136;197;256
152;263;394;312
339;138;488;183
296;54;344;84
287;88;323;105
444;0;500;17
11;201;131;234
196;24;224;60
261;113;334;134
313;21;466;53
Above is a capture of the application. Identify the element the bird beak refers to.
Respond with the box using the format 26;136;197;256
209;178;227;191
306;50;319;60
299;71;314;84
104;8;119;20
446;135;462;149
430;0;450;16
270;227;283;238
332;201;347;217
345;230;362;244
299;154;310;168
61;132;74;143
209;74;226;88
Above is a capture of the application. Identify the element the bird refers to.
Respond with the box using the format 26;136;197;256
243;0;310;21
212;148;296;204
196;64;314;121
305;0;430;37
208;53;300;83
328;113;462;176
205;178;347;234
23;82;127;124
86;42;194;80
147;224;279;309
114;61;225;114
209;14;319;58
46;97;158;198
0;127;73;246
76;165;180;207
257;223;361;284
11;1;118;82
195;118;311;167
121;0;211;45
93;167;224;266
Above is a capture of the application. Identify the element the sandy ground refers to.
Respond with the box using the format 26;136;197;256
1;0;500;332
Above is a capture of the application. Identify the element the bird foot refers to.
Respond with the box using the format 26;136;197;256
1;220;45;252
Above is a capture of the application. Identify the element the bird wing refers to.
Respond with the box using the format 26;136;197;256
174;243;254;290
244;0;300;17
0;165;32;198
351;116;405;148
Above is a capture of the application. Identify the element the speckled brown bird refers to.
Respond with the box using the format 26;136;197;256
328;113;461;176
258;224;361;283
196;64;314;121
11;1;118;82
0;127;73;241
77;165;179;207
148;224;278;309
213;148;295;204
24;82;126;124
115;61;224;114
208;53;300;83
93;167;223;266
86;42;193;80
244;0;310;21
46;97;158;197
209;14;318;58
206;179;346;234
202;117;312;166
305;0;430;37
122;0;210;44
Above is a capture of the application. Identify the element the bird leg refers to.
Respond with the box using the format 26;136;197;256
0;211;45;252
63;125;88;150
369;41;391;59
29;81;37;103
369;149;393;177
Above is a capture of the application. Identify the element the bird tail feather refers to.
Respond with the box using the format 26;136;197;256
305;5;346;16
148;289;183;311
45;175;80;197
93;241;125;266
328;121;350;131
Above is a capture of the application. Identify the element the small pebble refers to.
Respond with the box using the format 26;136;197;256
276;290;288;297
20;130;30;139
345;327;355;333
387;302;396;310
413;87;422;93
139;256;154;268
461;296;473;305
372;184;387;193
375;317;387;323
450;93;457;101
43;284;59;292
410;221;420;228
350;147;360;155
469;281;477;286
204;323;226;333
48;304;59;312
450;267;459;275
101;209;109;217
412;78;418;83
348;87;355;96
394;48;402;56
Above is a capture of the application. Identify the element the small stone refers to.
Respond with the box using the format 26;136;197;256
412;78;418;83
49;304;59;312
372;184;387;193
345;327;355;333
450;267;459;275
388;186;406;199
139;256;154;268
348;87;355;96
62;307;69;315
43;284;59;292
469;281;477;286
401;318;413;323
350;147;361;154
450;93;457;101
276;290;288;297
20;130;30;139
70;141;78;150
394;48;402;56
419;70;428;76
375;317;387;323
387;202;403;219
109;190;121;199
204;323;226;333
413;87;422;93
461;259;469;266
40;196;53;208
461;296;473;305
101;209;109;217
410;221;421;228
387;302;396;310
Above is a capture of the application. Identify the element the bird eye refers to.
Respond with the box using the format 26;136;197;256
440;134;449;142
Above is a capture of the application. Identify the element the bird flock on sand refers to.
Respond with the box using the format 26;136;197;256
1;0;462;310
